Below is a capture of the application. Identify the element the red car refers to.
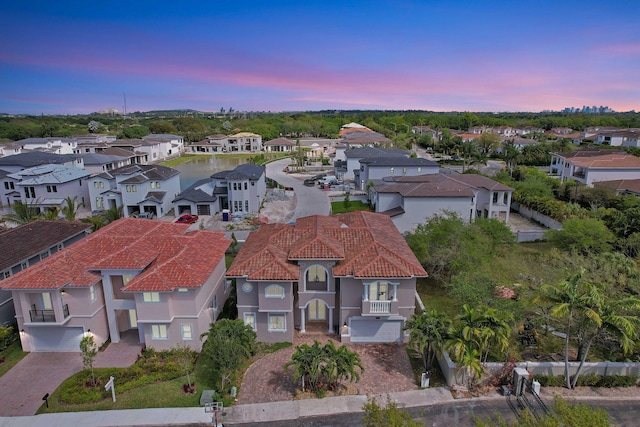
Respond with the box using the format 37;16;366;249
175;214;199;224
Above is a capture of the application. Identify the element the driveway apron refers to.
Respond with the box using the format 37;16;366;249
0;352;83;416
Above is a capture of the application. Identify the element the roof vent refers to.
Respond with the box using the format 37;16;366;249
341;223;349;228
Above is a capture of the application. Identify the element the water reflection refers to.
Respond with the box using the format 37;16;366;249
172;156;246;190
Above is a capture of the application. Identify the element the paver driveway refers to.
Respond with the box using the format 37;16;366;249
237;332;419;404
0;352;83;416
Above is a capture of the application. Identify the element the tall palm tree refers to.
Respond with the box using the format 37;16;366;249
570;285;640;388
447;326;484;387
478;307;513;362
404;310;451;372
2;201;39;225
538;269;590;389
61;196;84;221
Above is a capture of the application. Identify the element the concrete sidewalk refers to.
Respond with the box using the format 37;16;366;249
0;388;455;427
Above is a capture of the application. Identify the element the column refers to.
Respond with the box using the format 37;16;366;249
328;307;334;334
300;308;306;333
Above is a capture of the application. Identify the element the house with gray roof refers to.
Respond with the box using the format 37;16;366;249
0;152;83;173
4;165;90;215
336;147;409;181
81;153;132;174
355;157;440;190
11;137;78;155
88;164;181;218
173;164;266;218
371;173;514;234
0;221;91;326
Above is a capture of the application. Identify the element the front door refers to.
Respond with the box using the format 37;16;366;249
308;300;326;321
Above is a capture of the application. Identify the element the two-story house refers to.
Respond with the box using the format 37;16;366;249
354;157;439;191
173;164;266;217
225;132;263;152
88;164;181;217
226;211;427;344
6;164;90;215
337;147;409;182
550;150;640;187
0;218;231;352
0;221;91;326
371;174;513;234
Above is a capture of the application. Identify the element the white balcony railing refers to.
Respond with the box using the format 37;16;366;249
369;300;391;314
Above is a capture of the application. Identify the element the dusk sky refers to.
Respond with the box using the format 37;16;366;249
1;1;639;115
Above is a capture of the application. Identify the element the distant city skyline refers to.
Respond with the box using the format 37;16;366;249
1;1;639;115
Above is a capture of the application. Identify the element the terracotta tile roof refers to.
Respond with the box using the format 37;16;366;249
567;153;640;169
227;211;426;280
0;218;229;292
0;221;91;270
594;179;640;194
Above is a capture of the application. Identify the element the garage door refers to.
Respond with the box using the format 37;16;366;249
196;204;211;216
31;327;84;352
350;318;403;343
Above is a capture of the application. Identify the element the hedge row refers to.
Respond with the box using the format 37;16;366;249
535;374;638;388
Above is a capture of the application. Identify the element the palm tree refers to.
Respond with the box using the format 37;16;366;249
570;285;640;388
403;310;451;372
39;207;60;220
81;214;106;231
3;201;39;225
322;341;364;390
102;205;123;223
447;326;484;387
460;140;477;173
284;340;326;392
538;269;589;389
61;196;84;221
478;307;513;362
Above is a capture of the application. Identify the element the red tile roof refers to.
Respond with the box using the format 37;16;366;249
0;218;230;292
227;211;427;280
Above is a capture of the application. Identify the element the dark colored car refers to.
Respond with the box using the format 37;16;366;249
303;178;316;186
175;214;199;224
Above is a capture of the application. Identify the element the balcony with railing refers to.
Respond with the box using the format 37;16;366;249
362;299;397;316
29;304;69;322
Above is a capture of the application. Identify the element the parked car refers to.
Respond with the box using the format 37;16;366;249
133;211;154;219
176;214;199;224
318;175;338;186
304;178;316;186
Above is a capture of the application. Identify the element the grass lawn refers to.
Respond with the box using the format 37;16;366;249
37;377;201;414
330;200;372;214
161;154;211;167
0;341;28;377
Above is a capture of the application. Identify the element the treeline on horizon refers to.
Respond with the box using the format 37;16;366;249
1;110;640;143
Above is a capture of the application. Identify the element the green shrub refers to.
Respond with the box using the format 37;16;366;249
576;374;600;387
535;375;565;387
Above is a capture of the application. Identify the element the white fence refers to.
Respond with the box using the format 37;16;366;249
511;202;563;230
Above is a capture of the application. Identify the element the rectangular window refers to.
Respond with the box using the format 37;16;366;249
177;287;188;293
268;314;286;332
417;167;422;172
46;185;57;193
3;182;8;190
251;181;255;186
244;182;247;190
244;313;256;331
181;324;193;340
245;200;249;211
233;183;237;190
96;197;103;208
42;292;53;310
94;181;104;188
142;292;160;303
390;167;395;173
24;187;35;198
402;168;407;173
151;181;161;189
151;324;168;340
89;284;96;302
4;271;11;279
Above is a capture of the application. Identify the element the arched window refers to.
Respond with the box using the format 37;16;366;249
305;265;328;291
265;284;285;299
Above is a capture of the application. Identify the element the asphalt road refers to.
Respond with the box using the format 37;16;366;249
228;397;640;427
266;159;330;220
